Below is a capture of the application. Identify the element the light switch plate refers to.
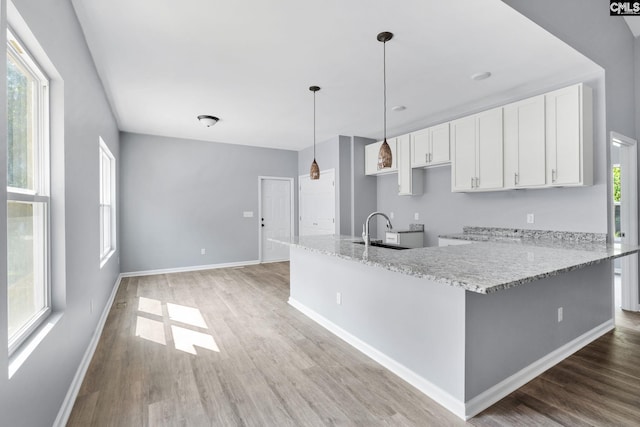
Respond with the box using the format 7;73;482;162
414;212;420;220
526;213;535;224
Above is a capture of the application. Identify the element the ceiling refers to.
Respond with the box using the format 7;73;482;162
71;0;601;151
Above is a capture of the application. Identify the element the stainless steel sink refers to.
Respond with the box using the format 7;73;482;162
352;241;410;250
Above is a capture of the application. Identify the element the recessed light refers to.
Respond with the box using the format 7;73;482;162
471;72;492;81
392;105;406;112
197;115;219;127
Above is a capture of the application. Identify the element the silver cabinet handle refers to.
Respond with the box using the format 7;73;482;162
429;153;432;163
551;169;556;183
475;177;479;188
514;172;518;185
425;153;429;163
471;177;474;188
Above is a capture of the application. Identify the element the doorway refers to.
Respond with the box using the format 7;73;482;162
610;132;639;312
259;177;294;263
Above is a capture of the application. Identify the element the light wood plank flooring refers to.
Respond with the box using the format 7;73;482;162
68;263;640;426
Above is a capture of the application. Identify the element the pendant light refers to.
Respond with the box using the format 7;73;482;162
377;31;393;170
309;85;321;180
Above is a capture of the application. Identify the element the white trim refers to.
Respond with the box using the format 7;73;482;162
258;176;295;263
289;297;614;421
53;274;123;427
120;259;260;278
287;297;466;418
464;319;614;419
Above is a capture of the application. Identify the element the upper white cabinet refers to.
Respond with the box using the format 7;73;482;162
545;83;593;187
397;133;423;196
504;95;546;189
411;123;450;168
365;139;397;175
451;107;503;192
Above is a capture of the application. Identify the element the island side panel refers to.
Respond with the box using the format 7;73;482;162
289;246;467;403
464;260;613;402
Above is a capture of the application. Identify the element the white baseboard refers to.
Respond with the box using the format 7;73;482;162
289;298;614;421
288;298;466;418
463;319;613;419
120;259;260;277
53;274;123;427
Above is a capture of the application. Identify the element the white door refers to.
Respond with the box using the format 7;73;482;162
260;178;293;262
611;132;639;312
299;169;336;236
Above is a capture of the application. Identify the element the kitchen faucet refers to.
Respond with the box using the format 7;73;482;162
362;212;393;246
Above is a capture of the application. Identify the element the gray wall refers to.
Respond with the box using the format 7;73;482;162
351;136;377;237
121;132;298;273
465;261;612;400
0;1;121;426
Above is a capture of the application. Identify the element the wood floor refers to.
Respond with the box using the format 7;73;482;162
68;263;640;426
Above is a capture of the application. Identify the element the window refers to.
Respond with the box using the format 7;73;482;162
7;28;51;353
99;138;116;266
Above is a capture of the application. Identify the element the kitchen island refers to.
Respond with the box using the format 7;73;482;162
274;229;640;419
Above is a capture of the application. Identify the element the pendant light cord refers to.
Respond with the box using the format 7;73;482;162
313;89;316;159
383;38;387;141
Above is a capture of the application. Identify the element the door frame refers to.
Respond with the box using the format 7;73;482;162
610;131;639;312
258;176;295;263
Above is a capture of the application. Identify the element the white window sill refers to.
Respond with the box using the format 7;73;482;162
9;312;63;378
100;249;116;269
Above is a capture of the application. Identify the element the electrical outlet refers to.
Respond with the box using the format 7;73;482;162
90;300;94;314
243;211;254;218
558;307;563;323
336;292;342;305
201;248;206;255
390;212;394;219
414;212;420;220
527;213;535;224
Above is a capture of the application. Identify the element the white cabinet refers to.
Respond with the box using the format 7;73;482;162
504;95;546;189
545;83;593;186
451;107;503;192
411;123;450;168
365;139;397;175
397;133;423;196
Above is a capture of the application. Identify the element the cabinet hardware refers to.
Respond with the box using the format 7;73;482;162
551;169;557;183
471;177;474;188
425;153;429;163
475;177;479;188
514;173;519;185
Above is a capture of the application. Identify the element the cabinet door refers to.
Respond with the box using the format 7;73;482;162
504;95;545;188
451;116;476;191
411;129;430;167
476;107;503;190
430;122;450;165
397;134;421;196
365;142;381;175
546;85;581;185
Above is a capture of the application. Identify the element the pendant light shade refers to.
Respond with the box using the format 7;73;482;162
377;31;393;170
309;85;321;180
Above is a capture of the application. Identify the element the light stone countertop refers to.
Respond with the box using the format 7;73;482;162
272;232;640;294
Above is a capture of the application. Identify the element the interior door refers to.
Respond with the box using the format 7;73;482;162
299;169;336;236
260;178;292;262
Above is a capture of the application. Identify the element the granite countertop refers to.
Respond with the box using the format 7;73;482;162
272;228;640;294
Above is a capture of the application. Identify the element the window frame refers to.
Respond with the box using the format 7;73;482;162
99;137;116;267
6;27;52;355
